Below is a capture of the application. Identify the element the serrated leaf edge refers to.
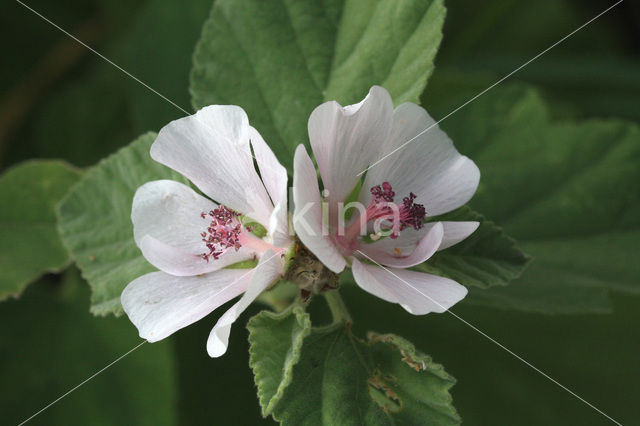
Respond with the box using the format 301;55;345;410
247;306;311;416
55;132;158;317
367;331;462;423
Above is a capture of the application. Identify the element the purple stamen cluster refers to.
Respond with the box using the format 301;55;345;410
199;205;242;262
370;181;395;203
399;192;426;232
366;182;427;239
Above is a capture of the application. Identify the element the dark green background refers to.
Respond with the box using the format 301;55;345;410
1;0;638;424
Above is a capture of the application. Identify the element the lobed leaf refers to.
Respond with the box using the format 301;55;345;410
269;322;460;425
0;160;81;300
432;84;640;313
417;207;531;289
248;305;311;416
190;0;446;170
0;269;176;425
57;133;187;316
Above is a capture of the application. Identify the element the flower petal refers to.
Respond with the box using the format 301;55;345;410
364;221;480;256
358;222;443;268
207;250;282;357
361;103;480;215
132;180;216;251
249;126;290;247
132;180;254;275
150;105;273;226
121;269;252;342
351;258;468;314
309;86;393;210
139;235;254;276
292;145;346;273
437;221;479;250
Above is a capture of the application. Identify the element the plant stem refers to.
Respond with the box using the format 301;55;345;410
324;290;352;325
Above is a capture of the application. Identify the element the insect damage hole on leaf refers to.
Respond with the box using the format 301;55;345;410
368;370;403;414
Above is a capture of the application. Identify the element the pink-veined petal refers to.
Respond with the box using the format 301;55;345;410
437;221;479;250
207;250;282;357
351;258;468;315
139;235;254;276
292;145;346;273
121;269;252;342
361;103;479;215
364;221;480;256
150;105;273;226
358;222;443;268
249;127;290;247
309;86;393;211
132;180;255;275
132;180;216;252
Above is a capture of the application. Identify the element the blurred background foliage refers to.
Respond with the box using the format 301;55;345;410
1;0;639;424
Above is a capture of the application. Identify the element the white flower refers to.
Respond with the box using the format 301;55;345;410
293;86;480;314
121;105;291;357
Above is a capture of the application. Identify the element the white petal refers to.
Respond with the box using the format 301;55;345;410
150;105;273;226
132;180;254;275
292;145;346;273
121;269;252;342
364;221;480;255
207;250;282;357
139;235;254;276
437;221;479;250
249;127;290;247
309;86;393;210
132;180;216;251
361;103;480;215
351;258;468;315
358;222;443;268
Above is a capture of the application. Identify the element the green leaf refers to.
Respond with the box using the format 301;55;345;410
429;0;640;122
173;302;276;425
417;207;531;289
112;0;212;133
248;305;311;416
57;133;187;316
341;284;640;425
271;324;460;425
0;160;81;300
190;0;446;169
429;84;640;313
6;0;212;169
0;268;176;425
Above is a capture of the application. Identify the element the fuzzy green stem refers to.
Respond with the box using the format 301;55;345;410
324;290;352;325
282;242;298;277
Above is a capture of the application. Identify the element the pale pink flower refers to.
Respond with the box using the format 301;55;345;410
122;105;290;357
293;86;480;314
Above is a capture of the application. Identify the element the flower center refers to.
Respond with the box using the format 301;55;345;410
199;205;277;261
199;206;243;262
342;182;426;245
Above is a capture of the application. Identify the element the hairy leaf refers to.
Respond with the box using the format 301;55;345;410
0;160;81;300
432;84;640;313
57;133;187;316
418;207;531;289
0;269;176;425
271;324;460;425
190;0;446;170
248;305;311;416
